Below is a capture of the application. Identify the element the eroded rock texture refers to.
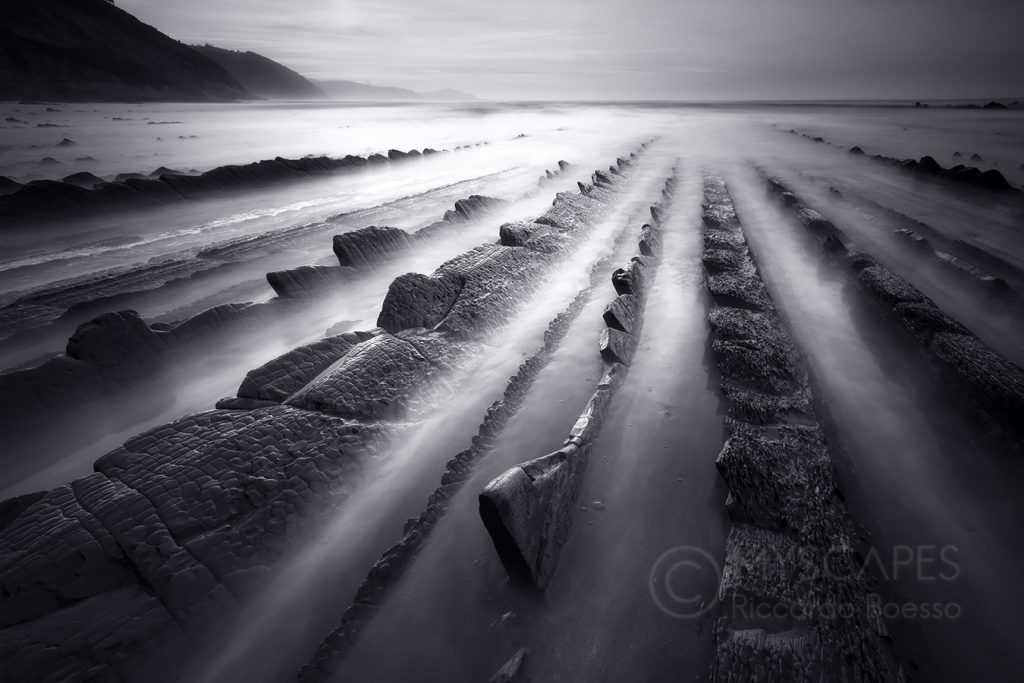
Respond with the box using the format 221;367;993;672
298;148;651;682
378;180;620;340
701;175;898;682
1;150;647;682
766;175;1024;448
479;171;674;591
0;402;397;679
266;194;505;298
266;265;357;299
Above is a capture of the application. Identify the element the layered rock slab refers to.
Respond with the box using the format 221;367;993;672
701;175;898;681
765;174;1024;448
479;171;673;591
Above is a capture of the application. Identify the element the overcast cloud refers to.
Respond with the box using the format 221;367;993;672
120;0;1024;100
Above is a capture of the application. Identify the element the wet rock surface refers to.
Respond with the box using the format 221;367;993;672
1;186;515;471
267;194;505;300
477;170;673;592
333;225;414;269
701;175;899;682
297;146;650;682
785;128;1021;195
266;265;356;299
0;148;650;682
766;175;1024;447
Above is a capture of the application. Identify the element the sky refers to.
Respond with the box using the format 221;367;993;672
120;0;1024;101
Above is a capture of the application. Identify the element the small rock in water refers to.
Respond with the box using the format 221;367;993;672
591;501;606;511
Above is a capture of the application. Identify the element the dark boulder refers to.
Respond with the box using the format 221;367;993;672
377;271;463;333
916;155;943;175
976;169;1012;190
333;226;414;269
266;265;355;298
65;310;172;367
62;171;103;188
498;221;557;247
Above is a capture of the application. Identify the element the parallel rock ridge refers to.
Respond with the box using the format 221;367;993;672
297;145;653;682
700;175;899;682
0;189;515;466
267;193;507;298
478;171;677;595
0;143;482;222
0;146;648;682
786;128;1019;193
765;175;1024;448
893;227;1011;293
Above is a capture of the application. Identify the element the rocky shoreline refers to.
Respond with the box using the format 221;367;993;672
0;143;491;222
0;169;571;481
0;145;650;682
476;172;675;593
785;128;1020;194
764;175;1024;449
700;175;900;682
297;149;652;682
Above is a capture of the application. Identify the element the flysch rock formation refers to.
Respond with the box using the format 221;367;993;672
700;175;900;682
537;160;572;186
785;129;1020;194
477;172;677;593
892;228;1011;293
0;146;499;344
266;194;507;299
0;143;483;223
0;147;650;682
297;145;653;683
764;175;1024;449
818;178;1024;296
0;190;520;470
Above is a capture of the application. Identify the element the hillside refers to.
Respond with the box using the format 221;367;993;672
192;45;326;100
316;79;422;101
0;0;249;101
316;80;477;101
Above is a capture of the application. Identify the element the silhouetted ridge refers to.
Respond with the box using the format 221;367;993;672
0;0;249;101
191;45;326;100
